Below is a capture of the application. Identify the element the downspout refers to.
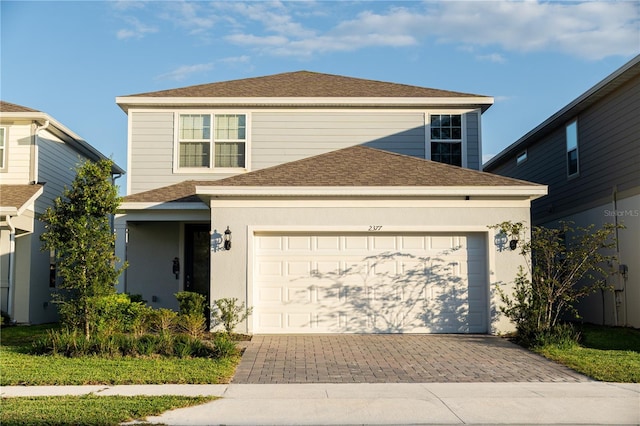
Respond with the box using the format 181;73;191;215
110;173;123;233
6;215;16;323
30;120;50;184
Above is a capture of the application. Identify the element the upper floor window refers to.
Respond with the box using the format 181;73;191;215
0;127;6;170
516;150;527;165
566;120;578;177
430;114;462;167
177;113;246;170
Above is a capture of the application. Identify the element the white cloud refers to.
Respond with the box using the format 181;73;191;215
116;16;158;40
162;2;217;35
215;1;638;60
422;1;639;60
476;53;507;64
156;63;215;81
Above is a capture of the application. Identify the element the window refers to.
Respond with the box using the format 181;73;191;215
0;127;6;170
430;114;462;166
177;113;246;170
516;150;527;165
566;120;578;176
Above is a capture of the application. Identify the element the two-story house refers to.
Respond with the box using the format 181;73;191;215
115;71;546;334
0;101;125;324
484;55;639;329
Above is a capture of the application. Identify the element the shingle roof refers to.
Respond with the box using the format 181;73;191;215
123;71;485;98
124;146;539;204
0;101;40;113
0;184;44;209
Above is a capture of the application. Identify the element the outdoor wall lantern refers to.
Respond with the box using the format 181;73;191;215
509;235;519;251
224;226;232;251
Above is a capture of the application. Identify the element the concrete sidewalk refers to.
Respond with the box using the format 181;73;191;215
3;382;639;425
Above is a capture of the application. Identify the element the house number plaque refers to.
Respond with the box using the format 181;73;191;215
368;226;383;231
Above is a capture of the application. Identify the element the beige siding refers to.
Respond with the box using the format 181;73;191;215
252;111;425;169
129;111;176;194
128;109;488;194
0;122;32;184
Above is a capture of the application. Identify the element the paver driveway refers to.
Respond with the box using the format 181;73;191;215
232;335;589;384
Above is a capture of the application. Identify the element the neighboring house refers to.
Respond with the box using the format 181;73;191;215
484;55;639;329
0;101;125;324
114;71;546;334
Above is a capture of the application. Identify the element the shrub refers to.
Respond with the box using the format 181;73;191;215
175;292;207;317
211;298;253;334
151;308;178;335
177;313;207;339
91;294;153;337
213;333;239;358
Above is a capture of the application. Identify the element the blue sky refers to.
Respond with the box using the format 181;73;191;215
2;0;638;193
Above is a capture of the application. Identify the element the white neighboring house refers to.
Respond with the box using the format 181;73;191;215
484;55;640;328
0;101;125;324
115;71;547;334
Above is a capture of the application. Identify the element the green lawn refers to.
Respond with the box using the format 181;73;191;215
0;394;217;426
534;324;640;383
0;324;240;385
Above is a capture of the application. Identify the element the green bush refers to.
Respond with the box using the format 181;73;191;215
151;308;178;335
93;293;153;336
175;292;207;317
213;333;239;358
177;313;207;338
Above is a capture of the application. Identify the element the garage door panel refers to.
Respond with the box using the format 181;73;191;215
344;235;369;250
254;233;487;334
287;261;312;277
257;287;283;303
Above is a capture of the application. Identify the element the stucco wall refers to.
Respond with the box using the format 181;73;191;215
125;222;182;311
208;198;532;334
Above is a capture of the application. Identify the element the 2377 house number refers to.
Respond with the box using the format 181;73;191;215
368;226;383;231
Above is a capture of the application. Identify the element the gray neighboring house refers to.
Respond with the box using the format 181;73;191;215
115;71;546;334
484;55;639;329
0;101;125;324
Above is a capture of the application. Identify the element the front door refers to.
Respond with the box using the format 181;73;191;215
184;224;211;303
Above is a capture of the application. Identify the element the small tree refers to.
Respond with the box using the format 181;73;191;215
491;221;620;346
41;159;125;339
211;298;252;334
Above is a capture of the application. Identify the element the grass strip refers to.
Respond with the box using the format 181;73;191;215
0;347;239;386
1;324;240;385
534;324;640;383
0;394;217;426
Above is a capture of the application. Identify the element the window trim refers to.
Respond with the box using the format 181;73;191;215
173;111;250;174
426;112;465;167
0;127;7;172
566;119;579;178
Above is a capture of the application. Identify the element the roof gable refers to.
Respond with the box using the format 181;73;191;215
123;146;541;204
0;184;44;215
122;71;486;99
0;101;40;113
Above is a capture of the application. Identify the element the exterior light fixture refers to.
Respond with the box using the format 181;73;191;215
509;236;519;251
224;226;232;251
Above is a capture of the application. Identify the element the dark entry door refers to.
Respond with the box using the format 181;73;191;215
184;224;211;302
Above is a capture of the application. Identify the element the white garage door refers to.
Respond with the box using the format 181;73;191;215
253;233;487;334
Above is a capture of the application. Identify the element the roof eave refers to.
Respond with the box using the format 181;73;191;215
115;96;494;113
196;185;547;199
118;201;208;211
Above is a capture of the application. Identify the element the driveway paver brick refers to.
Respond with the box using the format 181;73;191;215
232;334;589;384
